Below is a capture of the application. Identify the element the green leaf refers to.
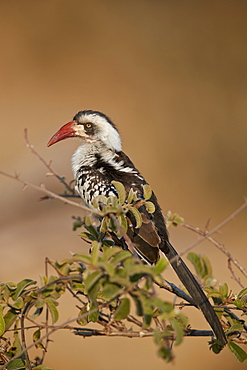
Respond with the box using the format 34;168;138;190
100;216;109;233
187;252;212;279
170;318;184;345
112;181;126;204
110;250;132;267
126;263;151;276
9;297;24;310
4;309;18;330
77;305;89;326
56;262;71;276
201;254;213;277
97;261;115;276
187;252;202;276
145;201;155;214
131;294;143;316
0;305;5;336
166;211;184;228
84;215;92;226
237;287;247;299
33;328;45;349
13;328;23;353
88;301;99;322
127;188;136;203
5;282;17;291
98;194;109;204
33;328;41;342
87;277;102;302
71;282;84;293
79;231;95;240
3;282;16;302
0;283;5;294
114;298;130;320
153;258;168;275
233;299;243;309
101;246;122;261
91;241;101;265
71;254;92;264
107;195;118;207
157;346;173;362
142;184;152;200
109;275;131;287
84;224;99;240
240;294;247;305
73;218;83;231
210;340;223;354
84;271;103;292
219;283;228;298
152;298;174;315
33;366;54;370
45;298;59;324
118;214;128;232
30;307;43;321
227;323;244;334
7;358;26;370
12;279;36;301
153;328;163;345
101;282;123;300
139;295;153;329
40;275;48;287
128;206;142;228
227;341;247;363
207;291;223;299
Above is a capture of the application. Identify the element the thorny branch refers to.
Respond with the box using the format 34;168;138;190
180;199;247;260
0;169;103;217
183;218;247;280
228;259;245;288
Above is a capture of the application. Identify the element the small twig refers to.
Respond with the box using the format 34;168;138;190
24;129;74;194
20;303;33;370
183;222;247;279
126;315;143;328
41;193;81;200
180;199;247;258
67;285;86;305
155;279;196;306
43;259;50;363
228;259;244;288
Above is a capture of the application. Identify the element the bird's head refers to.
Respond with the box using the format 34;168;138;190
47;110;122;152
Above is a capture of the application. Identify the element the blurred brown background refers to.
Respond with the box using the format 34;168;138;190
0;1;246;369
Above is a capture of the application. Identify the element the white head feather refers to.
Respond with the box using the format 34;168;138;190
76;111;122;152
71;111;122;176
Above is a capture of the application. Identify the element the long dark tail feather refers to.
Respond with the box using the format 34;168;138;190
162;241;227;347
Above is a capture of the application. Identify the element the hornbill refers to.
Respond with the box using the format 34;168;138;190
47;110;226;346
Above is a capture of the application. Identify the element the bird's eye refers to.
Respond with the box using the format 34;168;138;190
85;123;92;128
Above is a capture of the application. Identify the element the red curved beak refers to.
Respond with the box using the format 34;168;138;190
47;121;77;147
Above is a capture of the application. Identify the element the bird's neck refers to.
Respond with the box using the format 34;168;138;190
72;142;118;177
